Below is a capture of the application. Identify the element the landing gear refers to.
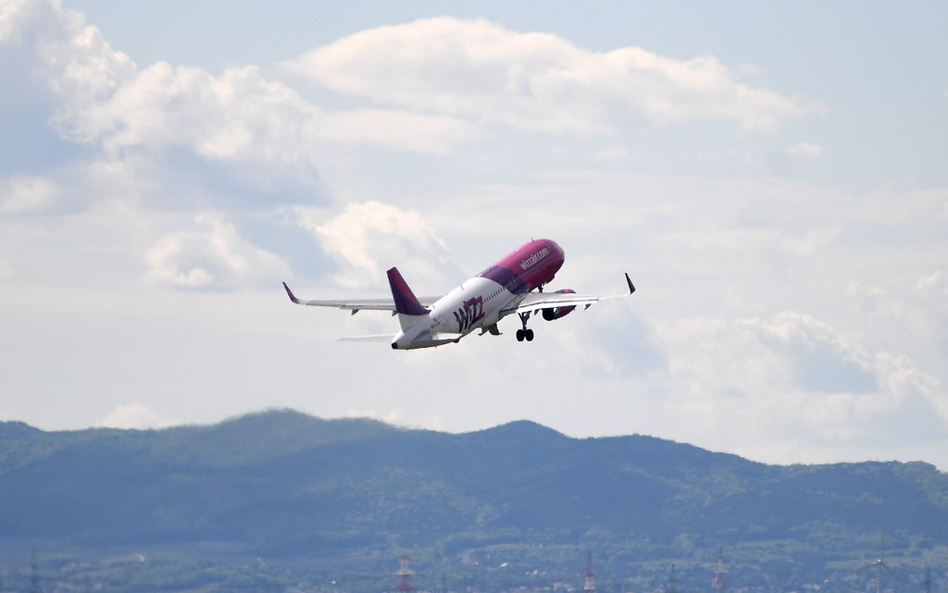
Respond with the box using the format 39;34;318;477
516;312;535;342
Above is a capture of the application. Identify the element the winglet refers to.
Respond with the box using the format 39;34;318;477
282;281;302;304
625;273;636;295
386;267;428;316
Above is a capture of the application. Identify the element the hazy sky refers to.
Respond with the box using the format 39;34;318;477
2;0;946;469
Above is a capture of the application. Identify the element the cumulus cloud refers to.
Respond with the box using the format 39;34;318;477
8;2;823;181
591;144;630;162
656;224;839;278
0;175;60;215
0;0;44;45
99;402;176;429
845;275;947;403
915;270;946;294
318;108;487;155
284;16;822;135
8;0;316;163
15;0;138;126
55;61;326;164
143;214;291;289
874;351;945;425
5;0;482;183
786;141;823;158
653;310;946;458
566;308;667;378
752;311;877;394
295;201;458;289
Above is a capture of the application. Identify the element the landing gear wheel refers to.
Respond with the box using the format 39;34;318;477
525;329;534;341
516;329;525;342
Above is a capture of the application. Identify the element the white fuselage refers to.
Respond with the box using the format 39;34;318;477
392;277;518;349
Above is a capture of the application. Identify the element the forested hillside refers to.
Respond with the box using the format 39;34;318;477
1;410;945;593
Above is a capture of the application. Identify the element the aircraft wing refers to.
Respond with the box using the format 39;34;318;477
499;273;635;316
282;282;439;314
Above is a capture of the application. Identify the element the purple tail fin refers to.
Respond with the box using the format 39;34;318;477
387;267;427;316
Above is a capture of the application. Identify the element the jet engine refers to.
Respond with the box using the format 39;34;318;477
542;289;576;321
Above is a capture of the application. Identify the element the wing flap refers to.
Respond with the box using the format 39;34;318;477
499;273;635;316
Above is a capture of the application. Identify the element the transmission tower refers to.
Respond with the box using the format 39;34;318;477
665;564;679;593
583;552;596;593
394;556;416;593
30;549;41;593
712;548;727;593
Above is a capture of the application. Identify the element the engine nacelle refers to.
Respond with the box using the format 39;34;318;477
542;289;576;321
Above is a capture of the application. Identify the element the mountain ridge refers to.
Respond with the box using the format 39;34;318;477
1;409;946;592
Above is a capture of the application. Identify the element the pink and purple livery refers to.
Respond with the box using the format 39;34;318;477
283;239;635;350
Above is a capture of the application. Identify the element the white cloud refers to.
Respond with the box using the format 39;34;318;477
319;108;487;155
64;59;486;165
8;1;318;164
786;141;823;159
656;225;840;278
295;201;459;289
344;407;403;426
284;16;822;136
59;62;326;163
751;311;877;394
0;175;60;215
99;402;176;430
845;274;948;391
6;0;486;170
915;270;945;293
591;144;630;162
144;214;291;289
650;308;947;462
27;1;138;127
0;0;43;45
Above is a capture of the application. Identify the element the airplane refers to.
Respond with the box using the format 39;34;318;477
282;238;635;350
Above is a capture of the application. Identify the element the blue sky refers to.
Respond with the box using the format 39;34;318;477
2;0;946;470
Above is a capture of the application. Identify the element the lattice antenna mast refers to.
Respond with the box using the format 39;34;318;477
583;552;596;593
665;564;679;593
394;556;416;593
30;549;41;593
712;548;727;593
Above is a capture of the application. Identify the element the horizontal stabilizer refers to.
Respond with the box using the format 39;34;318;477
283;281;439;312
338;335;396;343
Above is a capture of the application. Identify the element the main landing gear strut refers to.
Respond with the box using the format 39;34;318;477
516;312;534;342
516;283;545;343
